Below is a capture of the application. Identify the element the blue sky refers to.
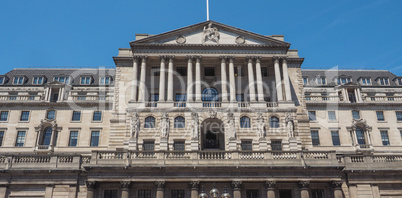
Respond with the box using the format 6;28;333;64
1;0;401;75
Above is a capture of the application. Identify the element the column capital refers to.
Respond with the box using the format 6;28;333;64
273;56;286;60
189;180;200;190
133;55;141;61
194;55;203;60
85;181;97;190
187;55;196;61
231;180;242;190
155;181;166;191
265;180;276;190
166;55;175;60
120;181;131;190
298;181;310;189
220;57;227;63
159;55;168;61
330;181;343;189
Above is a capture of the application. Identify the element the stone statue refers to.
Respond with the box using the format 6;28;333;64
209;108;217;119
191;113;199;139
160;112;170;137
131;112;140;138
257;112;265;138
227;113;236;139
202;23;220;44
286;113;294;138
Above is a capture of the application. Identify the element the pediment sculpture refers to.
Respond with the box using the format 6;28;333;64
202;23;220;44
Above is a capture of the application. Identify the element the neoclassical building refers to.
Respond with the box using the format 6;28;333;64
0;21;401;198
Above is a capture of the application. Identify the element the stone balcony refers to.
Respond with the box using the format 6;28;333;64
132;101;281;109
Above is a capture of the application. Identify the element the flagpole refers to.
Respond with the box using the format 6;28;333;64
206;0;209;21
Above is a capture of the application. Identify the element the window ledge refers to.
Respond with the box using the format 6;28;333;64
377;121;387;123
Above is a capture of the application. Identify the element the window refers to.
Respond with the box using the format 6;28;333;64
15;131;26;147
54;76;70;84
311;131;320;146
234;67;243;77
376;111;385;121
202;88;219;101
93;111;102;121
308;111;316;121
271;140;282;151
204;67;215;76
356;127;366;145
143;141;155;151
311;189;325;198
236;94;244;102
246;190;259;198
303;77;308;85
173;141;185;151
261;67;268;77
150;94;159;102
151;67;160;76
241;140;252;151
397;78;402;86
90;131;100;147
13;77;24;85
144;117;155;128
269;117;279;128
381;131;390;146
240;116;251;128
0;131;4;147
72;111;81;121
0;77;4;85
176;67;187;76
138;190;151;198
47;110;55;120
33;77;44;85
378;77;389;85
331;131;340;146
328;111;336;121
175;94;187;101
174;117;185;128
360;77;371;85
337;77;351;84
20;111;30;121
352;110;360;120
316;77;326;85
171;190;185;198
0;111;9;121
396;111;402;121
104;190;118;198
80;76;91;85
279;189;292;198
40;127;53;146
69;131;79;147
100;77;111;85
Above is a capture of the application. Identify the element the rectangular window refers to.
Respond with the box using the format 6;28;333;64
33;77;44;85
204;67;215;76
279;189;292;198
352;110;360;120
271;140;282;151
0;77;4;84
398;78;402;86
13;77;24;85
175;94;187;101
173;141;185;151
311;131;320;146
0;111;9;121
176;67;187;76
150;94;159;102
381;131;390;146
236;94;244;102
54;76;70;84
378;77;389;85
0;131;4;147
303;77;308;85
234;67;243;77
15;131;26;147
241;140;252;151
316;77;326;85
246;190;259;198
72;111;81;121
69;131;79;147
360;77;371;85
308;111;316;121
311;189;325;198
138;190;151;198
80;77;91;85
151;67;160;76
93;111;102;121
396;111;402;121
376;111;385;121
104;190;118;198
337;77;351;84
20;111;30;121
331;131;340;146
328;111;336;121
143;141;155;151
100;77;111;85
171;190;185;198
261;67;268;77
90;131;100;147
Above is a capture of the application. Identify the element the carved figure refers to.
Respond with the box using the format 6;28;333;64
209;108;217;119
131;112;140;138
160;112;170;137
286;113;294;138
202;23;220;44
257;112;265;138
191;113;199;138
227;113;236;138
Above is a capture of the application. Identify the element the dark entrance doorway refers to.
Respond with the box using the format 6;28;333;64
201;118;225;150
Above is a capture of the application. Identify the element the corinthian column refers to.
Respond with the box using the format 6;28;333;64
190;181;200;198
274;57;283;101
138;56;148;102
331;181;344;198
247;57;256;102
255;57;264;102
187;56;194;102
167;56;175;102
228;57;236;102
85;181;96;198
121;181;131;198
195;57;202;102
155;181;165;198
131;57;139;101
282;58;292;101
298;181;310;198
220;57;229;102
232;180;242;198
159;56;166;102
265;181;276;198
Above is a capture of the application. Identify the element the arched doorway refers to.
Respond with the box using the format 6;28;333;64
200;118;225;150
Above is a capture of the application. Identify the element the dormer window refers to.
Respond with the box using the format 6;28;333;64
13;77;25;85
336;77;351;85
33;77;44;85
377;77;389;86
303;77;308;85
0;77;5;85
100;77;111;85
80;76;92;85
360;77;371;85
54;76;70;84
396;78;402;86
316;77;326;85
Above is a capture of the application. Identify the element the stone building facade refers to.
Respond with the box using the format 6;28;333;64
0;21;401;198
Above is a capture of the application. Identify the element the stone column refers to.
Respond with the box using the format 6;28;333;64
0;185;7;198
138;56;148;102
158;56;166;102
348;184;357;198
228;57;237;102
195;57;202;102
187;56;194;102
45;185;54;198
167;56;175;102
255;57;264;102
282;58;292;101
155;181;165;198
298;181;310;198
85;181;97;198
232;180;242;198
331;181;344;198
274;57;283;101
121;181;131;198
221;57;229;102
247;57;256;102
68;184;77;198
190;181;200;198
131;57;139;101
265;181;276;198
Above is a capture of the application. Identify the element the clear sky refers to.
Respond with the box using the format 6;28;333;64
1;0;401;75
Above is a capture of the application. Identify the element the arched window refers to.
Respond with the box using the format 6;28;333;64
270;117;280;128
174;116;185;128
356;127;366;145
47;110;55;120
202;88;219;101
240;116;251;128
144;116;155;128
41;127;53;146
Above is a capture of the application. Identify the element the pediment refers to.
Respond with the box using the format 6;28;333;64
130;21;290;47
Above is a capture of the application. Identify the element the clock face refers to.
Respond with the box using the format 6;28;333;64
235;36;245;44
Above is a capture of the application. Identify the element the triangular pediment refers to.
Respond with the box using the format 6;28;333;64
130;20;290;47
